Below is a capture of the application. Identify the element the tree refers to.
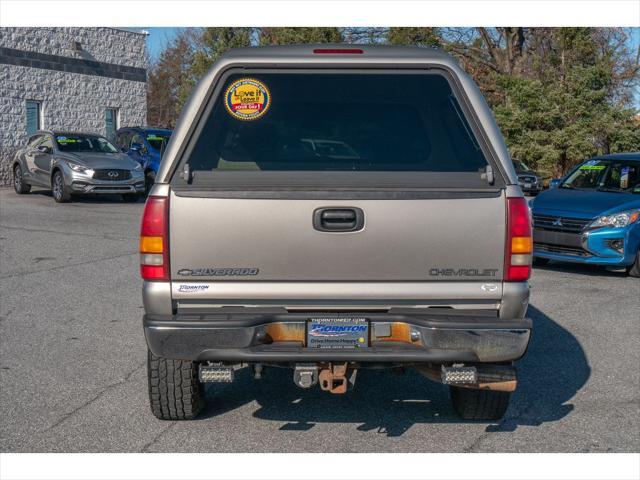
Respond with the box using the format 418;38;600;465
178;28;253;108
387;27;441;48
258;27;343;45
342;27;387;44
446;28;639;176
147;31;194;128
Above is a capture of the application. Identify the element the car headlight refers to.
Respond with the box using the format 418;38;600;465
132;162;143;171
67;162;91;173
588;210;640;229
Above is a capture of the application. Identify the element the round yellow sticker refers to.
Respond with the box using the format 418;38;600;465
224;78;271;121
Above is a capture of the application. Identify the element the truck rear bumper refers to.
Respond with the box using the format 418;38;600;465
144;312;531;364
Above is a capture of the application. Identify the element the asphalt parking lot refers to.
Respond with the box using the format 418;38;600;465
1;187;638;453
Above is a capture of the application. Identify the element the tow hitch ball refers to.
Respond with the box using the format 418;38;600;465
294;363;357;394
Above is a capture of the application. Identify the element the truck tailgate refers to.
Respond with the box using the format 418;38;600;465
169;192;505;283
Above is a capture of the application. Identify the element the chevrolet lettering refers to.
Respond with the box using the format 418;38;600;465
429;268;499;277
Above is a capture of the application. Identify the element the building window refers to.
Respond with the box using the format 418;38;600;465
26;100;41;136
105;108;119;140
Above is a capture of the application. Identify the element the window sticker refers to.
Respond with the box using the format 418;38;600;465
620;166;630;189
224;78;271;121
579;162;605;171
56;136;77;144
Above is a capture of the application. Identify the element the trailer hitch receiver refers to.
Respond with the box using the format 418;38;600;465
318;363;354;394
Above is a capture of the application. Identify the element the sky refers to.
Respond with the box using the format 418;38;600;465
144;27;181;60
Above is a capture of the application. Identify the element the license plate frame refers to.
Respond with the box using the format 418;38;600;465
306;317;369;349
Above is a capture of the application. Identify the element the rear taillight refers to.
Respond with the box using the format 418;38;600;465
140;196;169;281
505;197;532;281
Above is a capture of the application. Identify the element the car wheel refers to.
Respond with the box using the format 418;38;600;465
52;170;71;203
627;250;640;278
533;257;550;266
145;171;156;196
147;349;205;420
13;164;31;194
122;193;140;203
450;386;511;420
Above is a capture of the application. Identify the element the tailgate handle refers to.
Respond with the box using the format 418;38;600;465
313;207;364;232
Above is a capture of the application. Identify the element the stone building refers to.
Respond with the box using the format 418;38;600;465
0;27;148;185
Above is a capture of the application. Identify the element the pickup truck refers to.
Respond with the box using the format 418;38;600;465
140;45;532;421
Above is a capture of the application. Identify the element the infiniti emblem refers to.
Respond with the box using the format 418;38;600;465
552;218;563;227
107;171;119;178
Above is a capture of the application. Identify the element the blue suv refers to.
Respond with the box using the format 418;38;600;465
531;153;640;277
113;127;172;194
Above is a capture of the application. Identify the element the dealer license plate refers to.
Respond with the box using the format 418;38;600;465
307;318;369;349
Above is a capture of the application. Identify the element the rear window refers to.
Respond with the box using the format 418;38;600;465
180;71;494;188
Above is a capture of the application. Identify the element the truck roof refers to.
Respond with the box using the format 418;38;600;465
220;44;454;63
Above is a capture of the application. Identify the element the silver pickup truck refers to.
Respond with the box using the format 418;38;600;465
140;45;532;421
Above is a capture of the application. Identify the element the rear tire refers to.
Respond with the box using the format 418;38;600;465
147;350;205;420
450;386;511;420
13;164;31;194
627;250;640;278
122;193;140;203
52;170;71;203
533;257;550;266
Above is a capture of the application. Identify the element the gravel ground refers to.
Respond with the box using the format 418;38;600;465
1;188;638;452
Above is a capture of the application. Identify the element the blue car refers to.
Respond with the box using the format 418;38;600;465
531;153;640;277
113;127;172;194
